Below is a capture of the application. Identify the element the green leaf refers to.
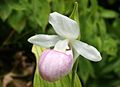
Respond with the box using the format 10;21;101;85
78;58;95;83
94;36;102;51
98;18;107;37
101;58;120;75
5;0;27;11
102;36;118;56
78;0;89;12
90;0;98;12
51;0;65;14
8;11;26;33
32;0;50;32
112;18;120;38
0;1;12;21
114;62;120;77
70;2;79;24
32;45;82;87
100;9;118;18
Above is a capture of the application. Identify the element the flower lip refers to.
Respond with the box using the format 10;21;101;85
41;49;73;58
39;49;73;82
40;49;73;67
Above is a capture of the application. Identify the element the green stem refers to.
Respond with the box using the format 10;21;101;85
71;58;79;87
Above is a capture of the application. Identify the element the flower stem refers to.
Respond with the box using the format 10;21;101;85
71;58;79;87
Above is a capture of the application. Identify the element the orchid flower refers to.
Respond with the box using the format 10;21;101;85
28;12;102;82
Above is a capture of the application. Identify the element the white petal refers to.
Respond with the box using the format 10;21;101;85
72;40;102;62
49;12;80;39
28;34;61;48
54;39;69;52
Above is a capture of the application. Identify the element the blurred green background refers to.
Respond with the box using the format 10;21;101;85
0;0;120;87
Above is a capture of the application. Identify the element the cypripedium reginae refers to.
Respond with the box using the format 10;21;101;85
28;12;102;82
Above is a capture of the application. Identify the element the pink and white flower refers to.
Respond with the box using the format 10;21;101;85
28;12;102;82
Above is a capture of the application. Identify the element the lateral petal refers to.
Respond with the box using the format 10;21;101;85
28;34;61;48
72;40;102;62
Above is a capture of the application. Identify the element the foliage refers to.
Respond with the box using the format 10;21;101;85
0;0;120;87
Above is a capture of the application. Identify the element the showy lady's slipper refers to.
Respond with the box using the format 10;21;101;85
28;12;102;82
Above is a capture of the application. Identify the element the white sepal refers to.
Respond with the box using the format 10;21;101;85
28;34;60;48
72;40;102;62
49;12;79;39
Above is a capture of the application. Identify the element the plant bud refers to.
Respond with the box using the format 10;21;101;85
38;49;73;82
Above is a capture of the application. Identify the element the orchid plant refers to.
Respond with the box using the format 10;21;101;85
28;12;102;82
